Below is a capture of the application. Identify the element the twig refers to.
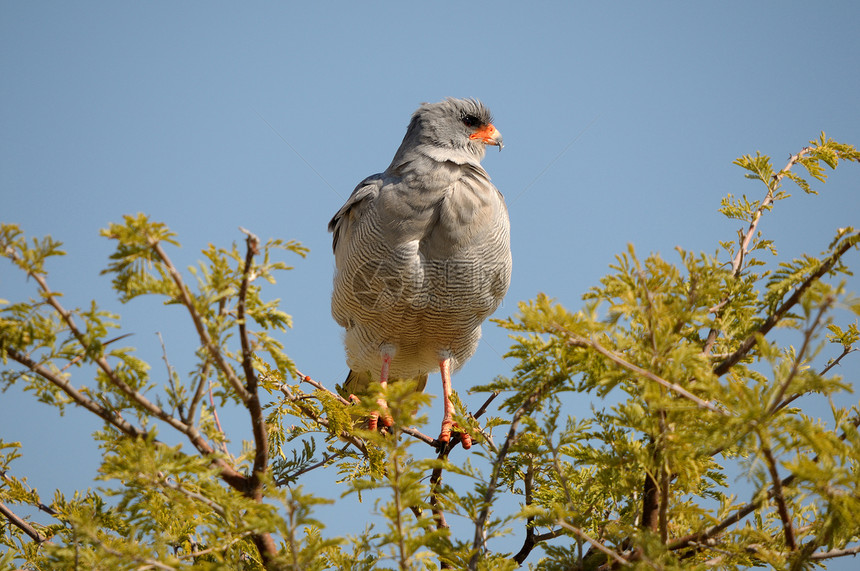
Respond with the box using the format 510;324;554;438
713;232;858;376
469;386;544;570
157;473;226;517
207;379;229;455
5;347;147;438
760;442;796;550
156;332;183;419
276;384;368;455
809;544;860;560
703;148;812;356
299;371;352;406
552;325;727;416
186;358;213;426
236;229;270;484
472;390;500;419
772;345;858;413
0;501;49;543
0;470;57;517
94;542;176;571
555;520;629;567
672;411;860;554
512;459;536;564
59;333;133;372
400;425;437;447
150;241;252;403
176;531;253;561
765;301;830;416
277;444;353;485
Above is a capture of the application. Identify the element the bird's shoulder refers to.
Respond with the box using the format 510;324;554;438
328;174;384;253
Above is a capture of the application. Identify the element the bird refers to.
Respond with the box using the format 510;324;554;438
328;98;511;449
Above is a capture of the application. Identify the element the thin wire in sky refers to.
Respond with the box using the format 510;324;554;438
510;113;602;205
255;111;344;199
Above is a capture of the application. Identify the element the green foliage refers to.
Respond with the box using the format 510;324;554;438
1;136;859;570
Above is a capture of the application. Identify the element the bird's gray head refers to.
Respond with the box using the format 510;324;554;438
390;98;503;169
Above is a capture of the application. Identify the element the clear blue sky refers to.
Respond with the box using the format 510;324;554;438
2;2;859;566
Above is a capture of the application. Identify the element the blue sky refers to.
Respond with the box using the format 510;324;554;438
2;1;860;566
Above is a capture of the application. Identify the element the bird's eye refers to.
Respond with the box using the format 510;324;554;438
461;114;480;128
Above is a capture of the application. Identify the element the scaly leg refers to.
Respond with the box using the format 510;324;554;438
438;357;472;449
368;353;393;431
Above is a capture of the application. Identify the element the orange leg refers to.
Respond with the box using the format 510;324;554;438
368;353;393;431
438;357;471;449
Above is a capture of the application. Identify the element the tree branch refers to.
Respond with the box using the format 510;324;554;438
672;411;860;553
552;326;728;416
765;301;830;417
555;520;629;567
809;544;860;560
150;240;252;403
0;501;49;544
703;148;813;357
9;258;228;461
237;229;270;488
713;231;858;377
469;386;544;570
760;442;796;550
4;346;147;438
512;459;536;565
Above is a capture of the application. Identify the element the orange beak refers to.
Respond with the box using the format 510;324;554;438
469;123;504;151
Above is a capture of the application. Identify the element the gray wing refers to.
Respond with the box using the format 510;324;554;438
328;175;383;254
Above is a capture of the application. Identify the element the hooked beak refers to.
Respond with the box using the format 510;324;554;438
469;123;504;151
